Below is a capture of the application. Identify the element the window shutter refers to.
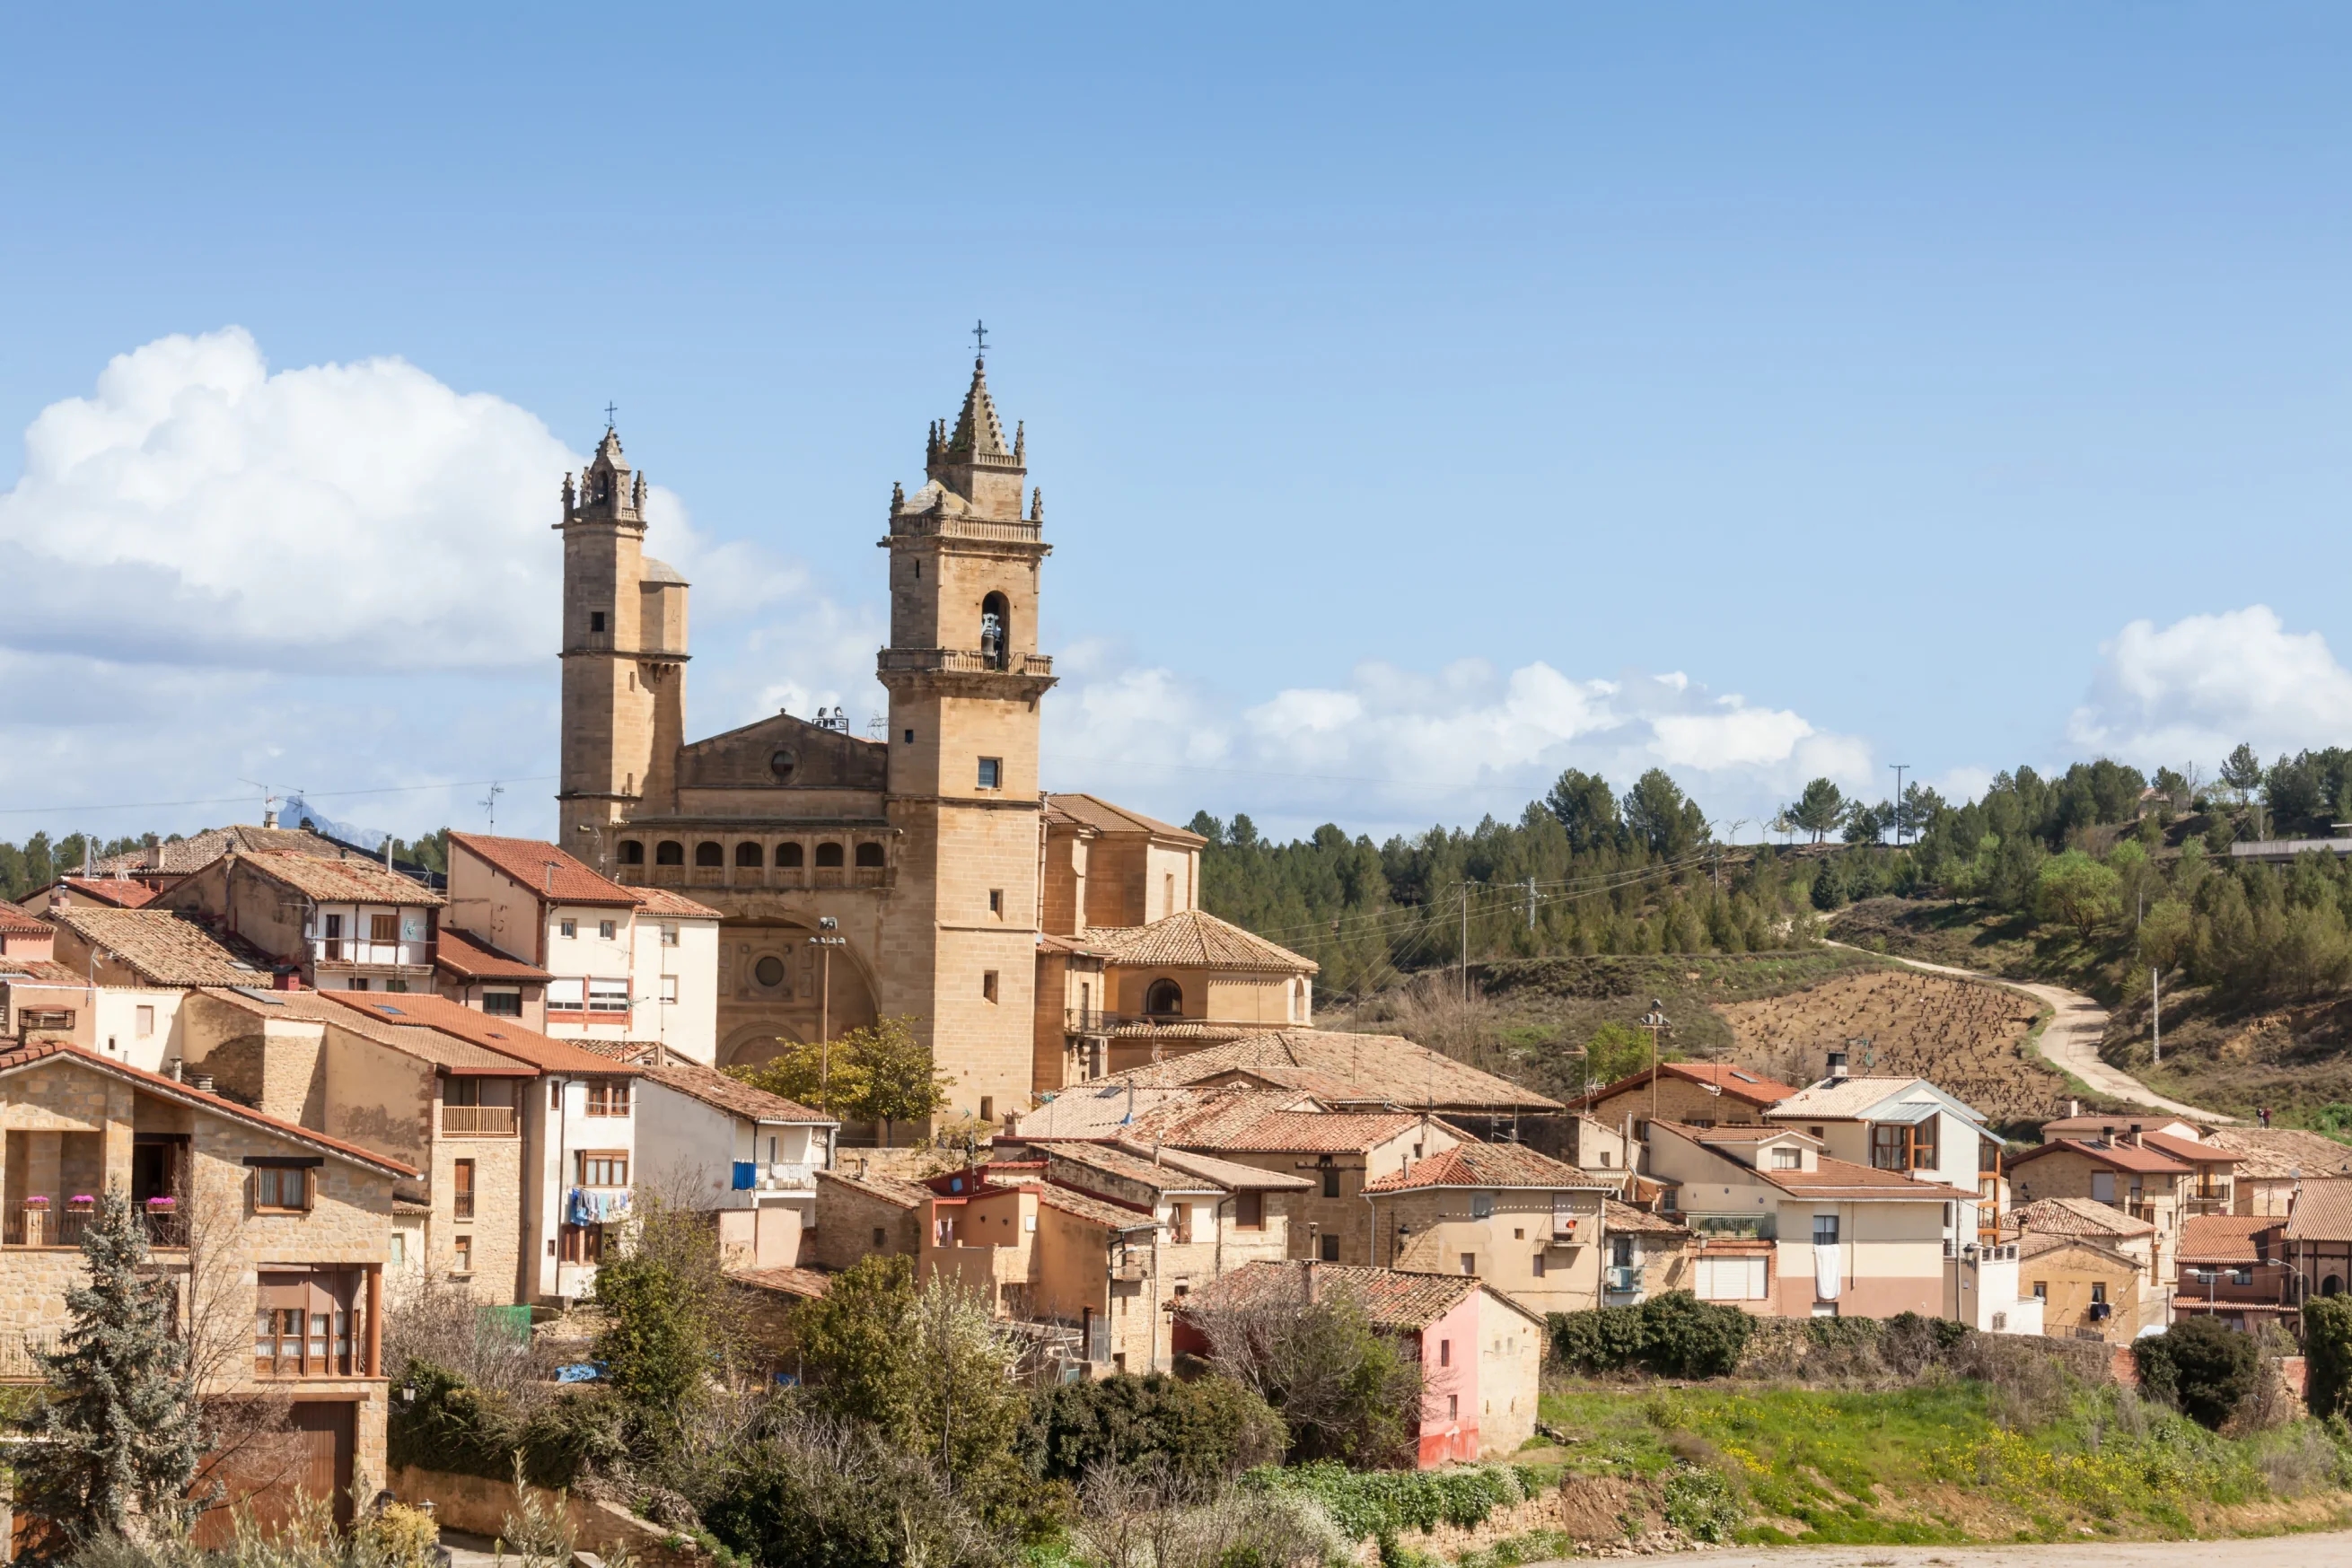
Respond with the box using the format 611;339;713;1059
246;1170;258;1216
303;1169;319;1212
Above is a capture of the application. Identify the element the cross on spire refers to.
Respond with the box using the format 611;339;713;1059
970;320;988;361
603;401;619;431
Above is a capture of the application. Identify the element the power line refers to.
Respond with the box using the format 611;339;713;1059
0;775;557;819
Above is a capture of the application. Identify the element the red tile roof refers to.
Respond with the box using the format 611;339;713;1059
1603;1196;1689;1237
449;833;639;907
1043;793;1206;845
0;1039;416;1176
2138;1130;2240;1166
1169;1106;1426;1155
2286;1178;2352;1242
2180;1214;2277;1265
1181;1260;1543;1331
233;849;445;906
320;991;632;1075
1567;1061;1796;1112
56;877;161;909
2011;1196;2157;1240
0;905;54;935
1104;1029;1559;1112
1656;1121;1973;1199
729;1266;831;1299
630;886;723;919
433;928;553;982
2008;1138;2192;1177
1365;1140;1608;1193
816;1166;932;1208
637;1060;833;1125
50;907;276;985
1038;1185;1159;1230
1079;910;1317;975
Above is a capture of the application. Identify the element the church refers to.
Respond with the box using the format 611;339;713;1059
557;354;1319;1125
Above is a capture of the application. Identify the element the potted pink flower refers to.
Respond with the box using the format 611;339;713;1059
22;1196;47;1209
66;1196;94;1212
145;1196;176;1210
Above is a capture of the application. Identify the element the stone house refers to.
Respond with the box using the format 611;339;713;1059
2205;1126;2352;1217
2279;1177;2352;1308
39;906;280;1073
1645;1121;1975;1318
809;1164;930;1271
0;1039;408;1538
634;1058;837;1269
2007;1134;2195;1291
2018;1231;2146;1344
442;833;721;1063
1600;1197;1691;1304
1566;1061;1796;1140
2174;1214;2295;1332
1173;1262;1545;1465
1363;1140;1614;1315
155;849;445;995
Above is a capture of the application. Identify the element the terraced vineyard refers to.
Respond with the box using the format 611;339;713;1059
1714;966;2064;1130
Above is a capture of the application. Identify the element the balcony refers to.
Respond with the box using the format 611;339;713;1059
1604;1266;1641;1293
312;938;432;969
4;1203;94;1248
756;1163;817;1193
440;1106;518;1139
876;647;1055;679
0;1330;57;1381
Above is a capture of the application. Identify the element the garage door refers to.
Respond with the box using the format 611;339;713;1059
190;1400;355;1546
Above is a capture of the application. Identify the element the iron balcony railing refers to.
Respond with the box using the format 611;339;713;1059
1604;1266;1641;1293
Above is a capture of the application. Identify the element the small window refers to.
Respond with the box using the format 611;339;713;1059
769;749;798;783
736;842;764;868
979;1096;996;1122
590;611;606;633
390;1233;407;1267
1448;1395;1459;1421
982;970;999;1003
619;840;645;865
1439;1339;1452;1368
452;1160;476;1220
978;757;1002;790
903;729;915;744
1532;1252;1546;1277
251;1167;313;1213
1321;1164;1340;1199
873;1227;887;1248
755;955;786;987
1772;1147;1801;1170
482;991;522;1017
598;919;617;941
135;1005;155;1038
815;842;845;869
452;1235;472;1274
587;978;629;1013
661;923;679;946
578;1151;629;1187
586;1082;631;1117
1235;1191;1264;1230
1460;1252;1476;1275
2092;1283;2108;1304
988;889;1003;916
371;913;399;943
1470;1192;1496;1219
1319;1234;1339;1263
660;974;678;1003
1145;979;1183;1018
855;841;886;868
695;842;724;867
1812;1214;1839;1246
778;842;805;868
559;919;577;939
655;840;685;866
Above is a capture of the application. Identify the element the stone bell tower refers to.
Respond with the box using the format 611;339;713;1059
556;425;690;845
877;354;1056;1121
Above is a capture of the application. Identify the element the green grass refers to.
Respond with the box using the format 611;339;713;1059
1540;1380;2352;1546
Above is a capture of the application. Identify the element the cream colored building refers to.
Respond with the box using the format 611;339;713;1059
155;849;445;995
634;1058;837;1269
557;363;1320;1130
1363;1140;1614;1315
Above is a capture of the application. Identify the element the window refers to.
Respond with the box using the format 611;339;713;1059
1460;1252;1477;1275
1634;1120;1652;1143
983;970;999;1003
978;757;1002;789
548;977;584;1011
560;919;578;939
390;1233;406;1267
903;728;915;744
815;842;845;868
586;1082;631;1117
1812;1214;1839;1246
979;1097;996;1122
1532;1252;1547;1277
736;842;764;868
1321;1164;1340;1199
661;923;679;946
482;990;522;1017
579;1152;629;1187
587;978;630;1013
695;842;724;867
1164;872;1175;912
660;974;678;1003
755;955;786;987
1870;1126;1909;1171
590;611;606;633
1448;1395;1459;1422
655;840;684;866
873;1227;887;1248
1611;1235;1635;1267
1470;1192;1496;1219
988;889;1004;916
1145;978;1183;1018
453;1160;475;1220
619;840;645;865
2092;1283;2108;1305
559;1223;604;1264
1772;1146;1801;1170
133;1004;155;1038
778;843;805;868
372;912;399;943
980;591;1011;669
597;919;616;941
452;1236;473;1274
856;842;886;868
250;1164;314;1213
1235;1191;1264;1230
1319;1234;1339;1263
347;977;371;992
2232;1266;2253;1287
1439;1339;1452;1367
253;1272;358;1379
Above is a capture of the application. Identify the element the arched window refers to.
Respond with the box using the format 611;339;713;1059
778;843;805;868
855;843;886;868
2329;1275;2345;1299
815;842;845;869
980;591;1011;670
735;842;764;868
618;841;645;865
1145;979;1183;1018
695;842;724;867
655;841;685;866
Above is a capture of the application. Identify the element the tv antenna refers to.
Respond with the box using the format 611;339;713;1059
479;781;505;834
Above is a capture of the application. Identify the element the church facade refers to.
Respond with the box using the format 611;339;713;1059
558;356;1316;1126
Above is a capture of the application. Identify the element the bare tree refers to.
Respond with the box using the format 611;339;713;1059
1189;1280;1427;1467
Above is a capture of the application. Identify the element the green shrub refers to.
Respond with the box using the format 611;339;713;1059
1548;1304;1646;1374
1242;1461;1533;1544
1547;1292;1756;1381
2134;1318;2259;1430
2306;1296;2352;1420
1661;1464;1742;1542
385;1361;621;1488
1019;1371;1285;1484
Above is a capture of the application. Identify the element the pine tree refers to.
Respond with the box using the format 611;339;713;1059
20;1187;203;1541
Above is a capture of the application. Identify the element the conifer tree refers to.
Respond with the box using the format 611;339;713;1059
20;1186;203;1541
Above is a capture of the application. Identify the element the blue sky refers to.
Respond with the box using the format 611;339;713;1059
4;5;2352;846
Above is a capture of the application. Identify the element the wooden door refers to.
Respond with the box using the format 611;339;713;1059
189;1399;356;1545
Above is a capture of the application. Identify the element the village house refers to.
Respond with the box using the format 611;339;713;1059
1363;1140;1614;1314
2174;1213;2295;1332
21;872;165;912
2018;1231;2147;1343
2279;1177;2352;1306
154;849;445;995
1644;1120;1975;1318
2207;1126;2352;1216
808;1162;932;1271
2007;1132;2195;1288
1174;1261;1545;1466
0;907;57;960
432;927;556;1029
0;1039;408;1538
442;833;723;1063
1600;1196;1692;1304
1559;1114;1637;1185
633;1057;837;1268
1765;1071;1998;1246
38;907;280;1073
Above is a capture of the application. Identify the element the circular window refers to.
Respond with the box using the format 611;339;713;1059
754;956;786;987
769;748;799;783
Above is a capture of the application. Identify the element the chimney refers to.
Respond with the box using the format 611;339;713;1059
191;1073;215;1094
263;806;279;828
2069;1098;2080;1119
1300;1254;1316;1305
1826;1049;1848;1080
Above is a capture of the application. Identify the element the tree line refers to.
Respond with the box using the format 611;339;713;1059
0;827;452;902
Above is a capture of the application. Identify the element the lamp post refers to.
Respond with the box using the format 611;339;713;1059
1640;1000;1672;1136
808;917;848;1115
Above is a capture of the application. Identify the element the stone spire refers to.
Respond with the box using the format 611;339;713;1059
566;426;645;527
922;355;1026;520
944;355;1010;460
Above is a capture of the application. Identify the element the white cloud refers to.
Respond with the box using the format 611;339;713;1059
2067;605;2352;769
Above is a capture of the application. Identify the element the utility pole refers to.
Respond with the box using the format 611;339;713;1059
1525;877;1537;931
2151;967;2162;1065
1890;765;1909;845
808;917;848;1113
1460;882;1470;1003
1640;999;1672;1137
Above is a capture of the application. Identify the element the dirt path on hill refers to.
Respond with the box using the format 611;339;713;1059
1523;1532;2352;1568
1823;941;2235;1124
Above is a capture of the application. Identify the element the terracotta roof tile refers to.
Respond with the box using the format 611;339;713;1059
1181;1261;1540;1332
320;991;630;1075
0;959;89;985
233;849;445;907
1171;1108;1424;1155
1080;909;1317;975
2286;1177;2352;1242
96;825;352;876
2008;1138;2192;1177
1047;1142;1230;1194
0;905;52;935
50;907;275;985
1768;1076;1988;1126
2138;1130;2239;1166
638;1061;834;1125
1566;1061;1796;1112
193;988;540;1075
1366;1141;1610;1193
0;1039;415;1176
1136;1143;1312;1190
630;886;723;919
729;1265;831;1299
2017;1231;2142;1268
2180;1215;2277;1265
2205;1127;2352;1180
1657;1122;1972;1199
434;928;553;982
1043;794;1205;845
816;1167;931;1208
1038;1185;1159;1230
1101;1029;1558;1113
449;833;636;907
55;877;162;909
1603;1197;1689;1237
2011;1196;2158;1240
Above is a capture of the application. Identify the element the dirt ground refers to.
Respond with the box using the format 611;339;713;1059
1713;967;2066;1130
1532;1529;2352;1567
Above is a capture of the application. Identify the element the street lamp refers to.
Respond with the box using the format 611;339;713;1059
808;917;848;1115
1639;1000;1672;1135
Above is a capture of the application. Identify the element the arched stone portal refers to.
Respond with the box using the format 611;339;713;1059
715;920;880;1068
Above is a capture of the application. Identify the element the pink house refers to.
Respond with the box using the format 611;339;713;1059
1174;1260;1545;1466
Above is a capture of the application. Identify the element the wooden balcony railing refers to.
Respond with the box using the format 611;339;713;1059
0;1330;57;1381
440;1106;517;1138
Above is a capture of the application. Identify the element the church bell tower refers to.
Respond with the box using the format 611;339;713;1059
878;352;1055;1120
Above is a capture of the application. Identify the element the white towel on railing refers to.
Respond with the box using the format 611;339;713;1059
1813;1243;1841;1301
